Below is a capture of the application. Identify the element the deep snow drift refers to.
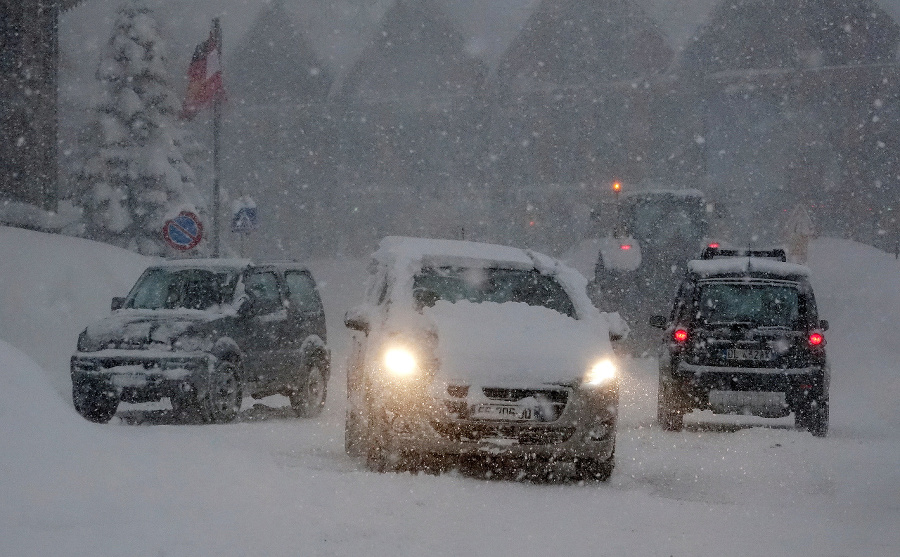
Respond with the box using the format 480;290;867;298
1;227;898;556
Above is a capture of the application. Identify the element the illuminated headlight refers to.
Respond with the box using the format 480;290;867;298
383;347;418;377
584;359;616;386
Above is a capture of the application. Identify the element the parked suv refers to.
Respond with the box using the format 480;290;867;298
71;259;330;423
650;247;829;436
344;236;627;480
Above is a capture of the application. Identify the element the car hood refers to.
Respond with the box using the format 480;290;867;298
422;300;612;387
83;309;219;350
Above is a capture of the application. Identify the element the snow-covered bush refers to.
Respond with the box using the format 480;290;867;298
74;0;207;256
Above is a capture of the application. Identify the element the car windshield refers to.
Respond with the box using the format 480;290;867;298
412;266;576;318
697;282;800;327
626;198;704;244
126;268;239;311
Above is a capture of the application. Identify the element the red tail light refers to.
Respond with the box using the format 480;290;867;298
809;332;824;346
620;244;632;250
708;242;720;249
673;329;689;343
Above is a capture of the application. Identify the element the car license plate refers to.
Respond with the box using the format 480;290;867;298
470;403;537;421
724;348;773;361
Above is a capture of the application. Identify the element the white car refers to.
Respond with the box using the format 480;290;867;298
344;236;627;480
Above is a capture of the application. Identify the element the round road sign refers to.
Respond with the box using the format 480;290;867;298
162;211;203;251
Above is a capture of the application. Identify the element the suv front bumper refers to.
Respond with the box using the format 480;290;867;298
71;350;214;403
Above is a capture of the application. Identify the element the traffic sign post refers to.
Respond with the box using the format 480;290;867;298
162;211;204;251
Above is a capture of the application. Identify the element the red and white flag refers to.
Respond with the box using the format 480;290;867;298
180;22;224;120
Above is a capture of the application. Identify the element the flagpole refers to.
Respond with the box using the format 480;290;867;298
211;17;222;258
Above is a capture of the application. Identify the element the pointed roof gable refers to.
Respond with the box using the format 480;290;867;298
497;0;672;89
228;0;332;105
338;0;487;102
680;0;900;74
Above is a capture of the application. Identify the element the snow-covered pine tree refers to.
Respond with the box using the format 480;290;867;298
75;0;208;256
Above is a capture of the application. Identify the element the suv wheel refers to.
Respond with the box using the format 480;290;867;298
795;399;829;437
290;362;327;418
658;379;685;432
73;380;118;423
201;360;242;423
364;403;396;473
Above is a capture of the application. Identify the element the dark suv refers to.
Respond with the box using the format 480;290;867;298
71;259;329;423
650;248;829;436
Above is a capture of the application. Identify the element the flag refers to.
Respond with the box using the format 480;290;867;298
180;21;224;120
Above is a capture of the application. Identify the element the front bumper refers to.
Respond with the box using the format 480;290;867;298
374;383;618;462
71;349;214;403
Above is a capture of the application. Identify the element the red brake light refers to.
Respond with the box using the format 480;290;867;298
673;329;689;343
708;242;720;249
620;244;632;250
809;332;824;346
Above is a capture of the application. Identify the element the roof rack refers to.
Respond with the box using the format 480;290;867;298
700;246;786;262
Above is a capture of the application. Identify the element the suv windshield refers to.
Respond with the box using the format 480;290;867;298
413;266;576;318
127;268;239;311
625;198;705;244
697;281;800;328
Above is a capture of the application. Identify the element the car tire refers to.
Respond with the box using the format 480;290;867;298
290;361;328;418
200;360;242;423
657;379;685;432
795;398;828;437
363;403;394;473
72;380;118;424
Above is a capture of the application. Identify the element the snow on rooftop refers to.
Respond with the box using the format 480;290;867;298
154;258;253;270
373;235;537;270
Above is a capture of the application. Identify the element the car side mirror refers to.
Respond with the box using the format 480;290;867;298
344;307;370;334
111;297;126;311
819;319;829;331
649;315;667;329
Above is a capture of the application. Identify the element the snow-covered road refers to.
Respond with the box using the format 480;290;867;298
1;228;898;556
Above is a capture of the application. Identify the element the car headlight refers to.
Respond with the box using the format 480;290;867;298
77;330;100;352
584;358;616;386
383;347;418;377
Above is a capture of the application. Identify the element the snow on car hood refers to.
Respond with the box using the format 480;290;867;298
84;309;221;347
423;300;612;387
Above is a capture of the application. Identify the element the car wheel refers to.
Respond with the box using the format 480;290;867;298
170;390;202;421
576;453;615;482
795;398;828;437
657;379;685;432
290;361;327;418
201;360;242;423
364;403;394;473
72;380;118;423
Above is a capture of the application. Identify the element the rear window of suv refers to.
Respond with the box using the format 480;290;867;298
697;280;800;328
412;266;576;318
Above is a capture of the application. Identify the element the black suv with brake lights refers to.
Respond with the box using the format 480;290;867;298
71;259;329;423
650;247;829;436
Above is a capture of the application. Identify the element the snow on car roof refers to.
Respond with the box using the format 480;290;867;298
688;257;810;278
152;258;253;271
373;236;536;270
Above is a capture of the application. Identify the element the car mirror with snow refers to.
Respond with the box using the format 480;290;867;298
344;308;370;333
111;296;125;311
819;319;829;331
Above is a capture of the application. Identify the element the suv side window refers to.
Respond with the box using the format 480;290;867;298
285;270;322;313
245;271;282;312
671;279;694;323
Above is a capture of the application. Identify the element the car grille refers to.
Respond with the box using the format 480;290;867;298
480;387;568;404
430;421;576;445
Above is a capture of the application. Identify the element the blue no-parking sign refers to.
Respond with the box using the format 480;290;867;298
162;211;204;251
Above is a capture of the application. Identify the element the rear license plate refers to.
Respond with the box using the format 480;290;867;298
724;348;773;361
470;403;537;422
